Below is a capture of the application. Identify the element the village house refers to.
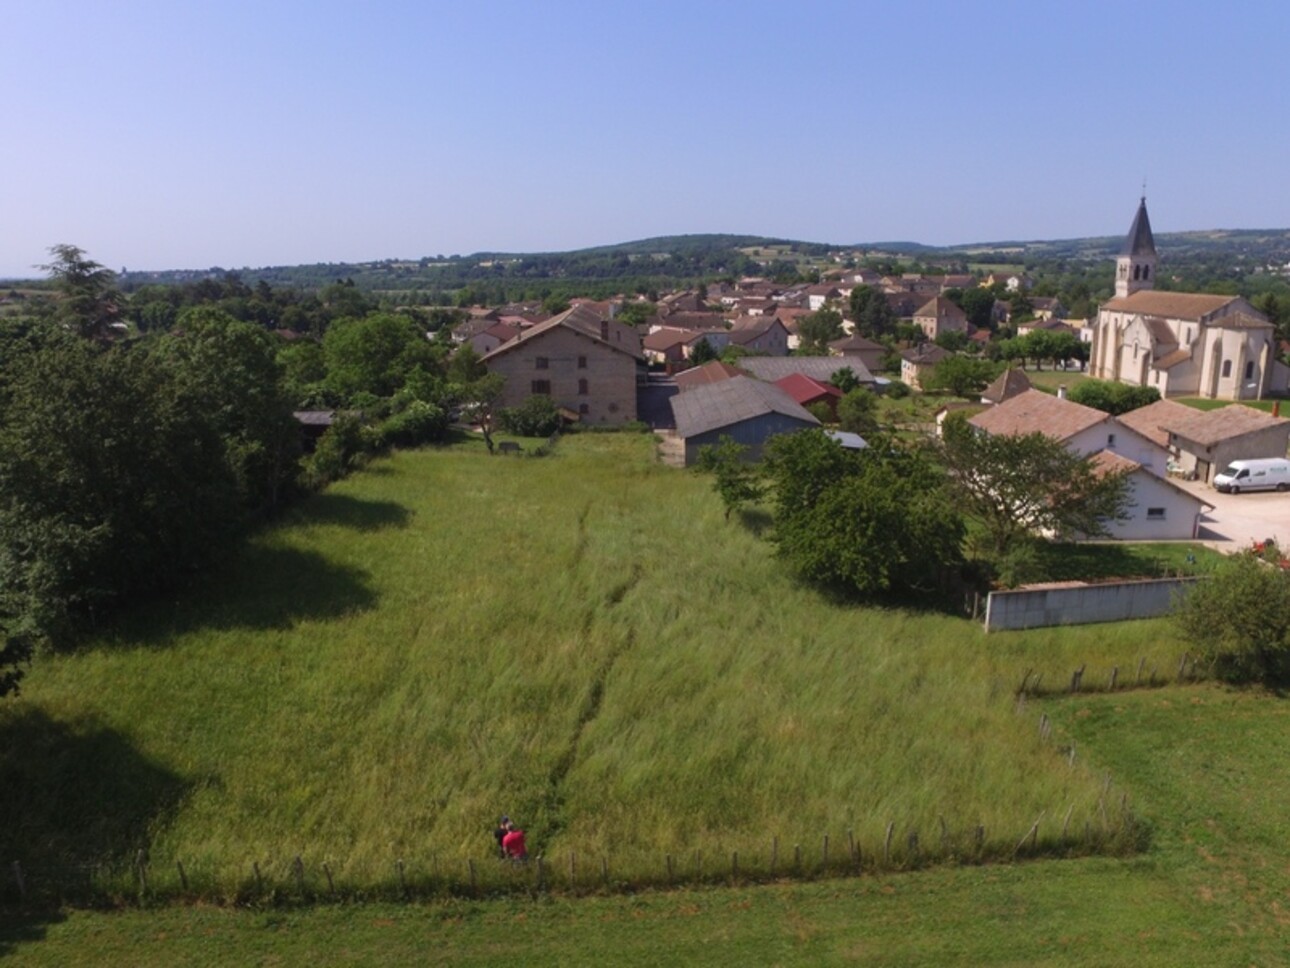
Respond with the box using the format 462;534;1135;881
828;332;887;375
913;297;968;340
900;343;951;391
481;305;645;425
774;373;844;420
979;367;1032;405
672;360;746;392
1085;451;1210;540
1154;404;1290;484
968;388;1167;473
737;355;875;387
468;322;521;357
1089;198;1288;400
728;316;790;356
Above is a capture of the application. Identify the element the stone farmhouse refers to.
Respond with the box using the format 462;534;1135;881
481;305;645;425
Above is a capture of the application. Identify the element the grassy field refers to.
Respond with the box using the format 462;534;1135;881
0;434;1178;905
6;684;1287;965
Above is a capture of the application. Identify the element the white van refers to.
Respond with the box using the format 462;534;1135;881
1213;458;1290;494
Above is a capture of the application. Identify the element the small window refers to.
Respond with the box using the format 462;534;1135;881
1143;265;1150;280
531;379;551;395
1222;360;1232;378
578;355;587;369
578;403;589;416
536;356;549;370
578;379;589;395
1245;361;1255;380
1107;433;1117;447
1146;508;1166;520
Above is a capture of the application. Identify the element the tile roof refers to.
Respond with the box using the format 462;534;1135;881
914;296;967;319
774;373;843;406
1143;316;1178;346
1101;290;1240;320
1090;450;1208;507
1211;311;1274;330
673;360;746;391
738;356;875;384
900;344;950;365
968;388;1108;442
980;367;1032;404
480;305;643;362
829;333;885;353
1158;404;1290;447
671;376;820;439
1115;399;1197;449
1152;348;1191;370
642;327;699;352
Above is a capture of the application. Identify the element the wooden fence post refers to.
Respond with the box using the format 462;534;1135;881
847;829;856;866
1068;741;1077;767
883;823;895;865
907;832;919;866
323;862;335;897
136;850;149;895
293;856;305;895
1108;666;1119;691
536;856;545;890
1015;812;1044;856
468;859;477;892
1136;656;1146;686
1069;665;1085;693
252;861;262;894
396;859;407;898
1062;803;1075;840
177;860;189;893
770;836;778;874
822;834;829;870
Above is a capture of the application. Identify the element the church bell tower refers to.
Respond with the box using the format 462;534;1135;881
1115;196;1158;298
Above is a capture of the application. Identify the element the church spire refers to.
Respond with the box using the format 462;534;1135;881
1115;196;1157;297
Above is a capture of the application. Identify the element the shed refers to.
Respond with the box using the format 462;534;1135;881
670;376;820;466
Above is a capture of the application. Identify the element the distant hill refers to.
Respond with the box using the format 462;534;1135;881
69;227;1290;296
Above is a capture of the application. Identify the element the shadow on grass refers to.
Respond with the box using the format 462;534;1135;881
0;911;66;958
0;708;190;907
737;507;774;537
1030;542;1218;583
112;544;380;646
295;492;413;532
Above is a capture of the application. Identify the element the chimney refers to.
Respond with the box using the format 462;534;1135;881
1057;385;1067;400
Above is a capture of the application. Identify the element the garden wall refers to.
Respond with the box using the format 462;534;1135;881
983;577;1204;632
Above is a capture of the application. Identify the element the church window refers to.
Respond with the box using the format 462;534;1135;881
1142;265;1150;280
1245;361;1255;380
1133;265;1141;281
1222;360;1232;378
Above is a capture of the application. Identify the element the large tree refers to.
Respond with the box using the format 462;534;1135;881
797;307;844;354
39;244;122;340
764;430;964;599
939;417;1131;558
923;356;1002;398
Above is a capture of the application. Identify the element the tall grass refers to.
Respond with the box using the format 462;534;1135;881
0;435;1177;900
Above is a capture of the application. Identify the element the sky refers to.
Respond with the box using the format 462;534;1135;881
3;0;1288;278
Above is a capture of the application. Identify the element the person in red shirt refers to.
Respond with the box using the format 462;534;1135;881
501;821;528;862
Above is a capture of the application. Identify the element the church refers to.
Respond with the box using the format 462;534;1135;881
1089;199;1284;400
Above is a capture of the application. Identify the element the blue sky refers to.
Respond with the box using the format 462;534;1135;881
3;0;1287;278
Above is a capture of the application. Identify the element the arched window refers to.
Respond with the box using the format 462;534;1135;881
1142;265;1150;280
1222;360;1232;378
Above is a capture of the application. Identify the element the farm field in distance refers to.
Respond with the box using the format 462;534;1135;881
4;432;1282;965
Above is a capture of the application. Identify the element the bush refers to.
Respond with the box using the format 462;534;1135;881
1173;553;1290;684
884;380;911;399
303;413;369;488
378;400;449;448
498;395;561;437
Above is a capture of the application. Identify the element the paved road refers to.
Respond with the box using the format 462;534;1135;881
1170;476;1290;550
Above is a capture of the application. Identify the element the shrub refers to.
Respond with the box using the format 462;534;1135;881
378;400;449;448
884;380;911;399
1173;553;1290;684
498;395;561;437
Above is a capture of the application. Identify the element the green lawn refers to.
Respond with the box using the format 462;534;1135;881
5;685;1286;966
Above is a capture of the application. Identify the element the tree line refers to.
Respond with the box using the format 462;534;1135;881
0;247;501;699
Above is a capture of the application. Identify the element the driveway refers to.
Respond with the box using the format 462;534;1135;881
1168;476;1290;551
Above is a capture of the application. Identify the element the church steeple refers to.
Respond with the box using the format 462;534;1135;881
1115;196;1157;297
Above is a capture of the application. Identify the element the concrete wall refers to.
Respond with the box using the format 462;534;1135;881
984;576;1203;632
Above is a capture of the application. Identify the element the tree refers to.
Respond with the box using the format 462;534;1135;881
797;308;844;354
689;336;719;365
828;367;861;393
764;430;964;599
696;436;764;521
859;292;897;338
459;374;505;454
498;394;561;437
923;356;1002;398
1066;379;1160;415
836;387;879;435
322;312;441;401
39;244;122;340
1173;553;1290;684
939;417;1131;559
